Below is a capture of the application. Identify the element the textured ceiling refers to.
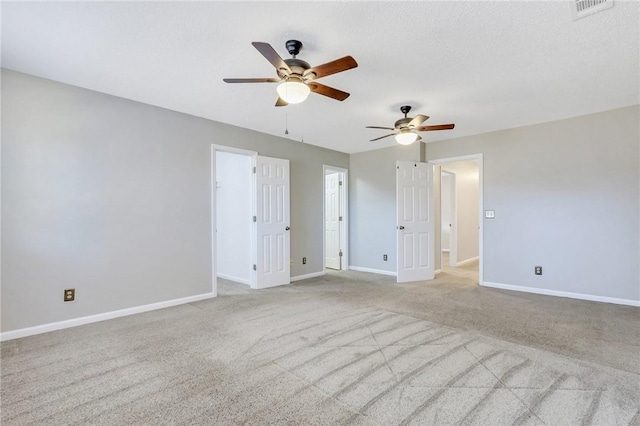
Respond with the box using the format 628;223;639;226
2;1;638;154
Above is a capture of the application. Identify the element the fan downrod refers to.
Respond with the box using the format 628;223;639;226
286;40;303;57
400;105;412;117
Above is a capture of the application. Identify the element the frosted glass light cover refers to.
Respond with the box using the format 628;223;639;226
395;131;418;145
277;81;310;104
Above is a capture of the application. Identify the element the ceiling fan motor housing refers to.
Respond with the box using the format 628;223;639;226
285;39;303;57
395;117;413;129
280;58;312;79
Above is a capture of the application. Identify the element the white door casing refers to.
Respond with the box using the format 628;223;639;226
325;172;341;270
396;161;434;283
256;155;290;288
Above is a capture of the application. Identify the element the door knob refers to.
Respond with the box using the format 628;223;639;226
285;226;290;231
398;225;405;230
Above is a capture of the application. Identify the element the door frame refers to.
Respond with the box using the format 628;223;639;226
429;154;484;284
322;165;349;271
211;144;258;295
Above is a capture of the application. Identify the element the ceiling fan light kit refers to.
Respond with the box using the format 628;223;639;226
276;78;310;104
395;130;418;145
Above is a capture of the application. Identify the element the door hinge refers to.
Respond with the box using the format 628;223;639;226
253;264;257;271
339;216;343;221
339;250;343;257
253;216;257;222
339;180;343;186
253;167;256;173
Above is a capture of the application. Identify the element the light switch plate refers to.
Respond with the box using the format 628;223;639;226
485;210;495;219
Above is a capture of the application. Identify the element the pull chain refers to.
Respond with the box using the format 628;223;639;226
284;106;289;135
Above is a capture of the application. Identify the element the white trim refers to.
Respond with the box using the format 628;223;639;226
0;292;216;342
481;281;640;307
216;273;251;286
349;266;397;277
456;256;479;267
291;271;326;282
212;145;258;157
435;269;443;275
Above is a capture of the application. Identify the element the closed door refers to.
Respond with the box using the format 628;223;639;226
325;172;341;270
256;156;290;288
396;161;434;283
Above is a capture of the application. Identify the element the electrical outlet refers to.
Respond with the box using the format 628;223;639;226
64;289;75;302
383;254;388;261
302;257;307;264
535;266;542;275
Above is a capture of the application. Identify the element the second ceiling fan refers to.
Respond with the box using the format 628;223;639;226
223;40;357;106
367;106;455;145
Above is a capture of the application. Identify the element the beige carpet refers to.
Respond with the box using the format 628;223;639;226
2;265;639;425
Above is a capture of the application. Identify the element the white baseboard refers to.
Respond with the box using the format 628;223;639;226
435;269;443;275
349;266;397;277
217;273;251;286
481;281;640;307
291;271;326;282
457;256;479;267
442;249;450;253
0;292;217;342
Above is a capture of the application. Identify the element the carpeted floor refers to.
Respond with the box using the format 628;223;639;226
1;263;639;425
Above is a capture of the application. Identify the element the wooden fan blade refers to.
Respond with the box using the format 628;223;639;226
275;97;288;107
305;56;358;80
223;78;280;83
370;132;397;142
308;82;350;101
408;114;429;128
416;124;455;131
366;126;395;130
251;42;291;74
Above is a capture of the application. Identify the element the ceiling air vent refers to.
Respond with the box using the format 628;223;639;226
572;0;613;20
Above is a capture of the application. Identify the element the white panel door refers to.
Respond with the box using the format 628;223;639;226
397;161;434;283
325;172;341;270
256;156;290;288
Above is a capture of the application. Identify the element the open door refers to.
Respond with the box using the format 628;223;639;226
256;155;290;288
397;161;434;283
325;172;342;270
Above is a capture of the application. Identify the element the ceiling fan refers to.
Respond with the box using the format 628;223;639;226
367;106;455;145
223;40;357;106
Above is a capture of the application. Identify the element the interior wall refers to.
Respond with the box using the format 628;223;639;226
1;70;349;332
442;160;479;264
427;105;640;302
216;151;251;285
348;143;421;273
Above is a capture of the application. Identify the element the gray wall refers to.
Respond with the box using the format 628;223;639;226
1;70;348;332
348;143;421;272
350;106;639;302
427;105;639;301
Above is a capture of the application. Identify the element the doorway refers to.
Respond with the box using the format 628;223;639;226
214;147;256;293
441;170;456;266
323;166;348;271
432;155;483;284
211;145;292;294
